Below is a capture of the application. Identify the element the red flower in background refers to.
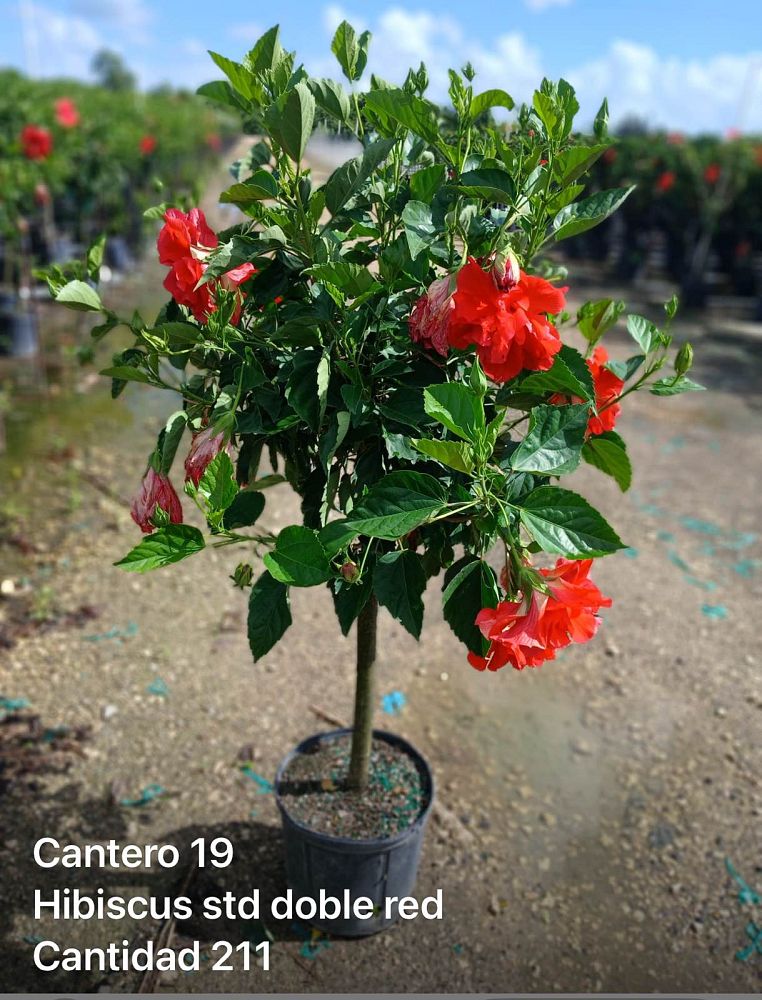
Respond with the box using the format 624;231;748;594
655;171;676;193
409;275;454;356
666;132;685;146
205;132;222;151
603;147;618;164
468;559;611;672
704;163;721;185
140;135;157;156
130;468;183;533
21;125;52;160
447;259;566;382
157;207;255;324
54;98;80;128
184;427;229;486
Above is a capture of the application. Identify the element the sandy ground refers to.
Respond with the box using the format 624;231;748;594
0;147;761;994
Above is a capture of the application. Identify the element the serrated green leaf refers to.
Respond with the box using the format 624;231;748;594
582;431;632;491
553;186;634;243
442;556;499;654
310;77;351;122
266;81;315;162
247;571;292;660
511;404;589;475
469;88;514;118
606;355;645;381
264;525;331;587
410;163;446;203
649;376;706;396
456;167;515;202
373;550;426;638
223;491;265;529
56;280;103;312
307;262;378;297
219;170;278;205
519;486;625;557
115;525;205;573
423;383;484;442
199;452;238;513
319;519;358;558
208;51;254;100
412;438;474;473
323;137;396;216
554;144;608;185
401;200;436;259
519;347;594;400
627;314;663;355
332;576;372;636
346;471;447;540
159;411;187;476
365;89;440;143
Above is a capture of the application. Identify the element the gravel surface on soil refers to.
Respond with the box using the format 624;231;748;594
279;733;427;840
0;145;760;994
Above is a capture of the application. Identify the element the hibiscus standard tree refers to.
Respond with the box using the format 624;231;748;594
49;24;703;794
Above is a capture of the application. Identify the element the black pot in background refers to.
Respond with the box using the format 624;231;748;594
275;728;434;937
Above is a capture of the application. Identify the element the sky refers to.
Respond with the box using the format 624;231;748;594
3;0;762;134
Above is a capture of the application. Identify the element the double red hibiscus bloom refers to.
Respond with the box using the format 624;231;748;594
157;207;255;324
468;559;612;672
409;258;566;383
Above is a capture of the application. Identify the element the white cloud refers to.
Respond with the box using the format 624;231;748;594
17;3;104;80
69;0;153;43
524;0;573;10
314;5;762;133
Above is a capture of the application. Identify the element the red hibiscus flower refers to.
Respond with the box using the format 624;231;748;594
603;147;618;164
468;558;611;671
157;208;255;324
447;259;566;383
655;171;676;193
409;275;454;356
130;468;183;533
205;132;222;151
21;125;53;161
184;427;230;486
586;346;624;436
54;98;80;128
140;135;157;156
704;163;721;185
666;132;685;146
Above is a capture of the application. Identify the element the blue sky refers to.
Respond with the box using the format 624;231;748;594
3;0;762;132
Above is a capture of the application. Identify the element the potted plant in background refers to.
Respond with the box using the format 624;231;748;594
47;23;704;936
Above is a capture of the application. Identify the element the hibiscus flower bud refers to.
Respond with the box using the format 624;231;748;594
674;342;693;377
469;358;488;396
130;468;183;534
340;560;360;582
231;563;254;588
408;274;455;357
184;427;228;487
491;249;520;291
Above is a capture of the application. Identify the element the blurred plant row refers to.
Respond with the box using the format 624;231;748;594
581;129;762;305
0;55;237;289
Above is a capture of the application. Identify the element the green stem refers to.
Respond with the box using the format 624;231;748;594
347;594;378;791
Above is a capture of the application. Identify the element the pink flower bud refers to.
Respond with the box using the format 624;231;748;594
340;561;360;582
408;275;454;357
184;427;228;487
130;468;183;533
491;250;520;291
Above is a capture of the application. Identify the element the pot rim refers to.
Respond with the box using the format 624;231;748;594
274;727;435;852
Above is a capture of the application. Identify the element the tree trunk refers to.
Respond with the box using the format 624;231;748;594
347;595;378;791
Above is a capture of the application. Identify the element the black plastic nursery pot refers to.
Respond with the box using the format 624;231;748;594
274;728;435;937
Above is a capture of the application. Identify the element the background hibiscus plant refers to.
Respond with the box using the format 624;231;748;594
50;24;703;790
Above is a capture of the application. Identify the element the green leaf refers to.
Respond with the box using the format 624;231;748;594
346;471;447;540
456;167;514;203
285;349;324;432
196;80;245;110
410;163;446;203
606;355;645;381
577;297;625;345
442;556;499;655
55;280;103;312
100;365;152;384
365;89;440;144
469;88;514;118
412;438;474;474
115;525;205;573
511;404;589;475
264;525;331;587
199;452;238;513
223;490;265;529
401;200;435;260
323;138;396;217
519;347;594;400
208;51;254;100
310;78;351;123
319;519;357;558
332;576;372;636
159;411;187;475
649;376;706;396
267;81;315;162
423;383;484;442
247;571;292;660
306;262;378;297
331;20;371;82
554;144;607;185
533;90;558;134
373;550;426;638
553;186;635;243
244;25;283;75
519;486;625;557
219;170;278;205
582;431;632;492
626;314;663;355
87;235;106;281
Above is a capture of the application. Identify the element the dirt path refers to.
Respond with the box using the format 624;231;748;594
0;151;761;993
